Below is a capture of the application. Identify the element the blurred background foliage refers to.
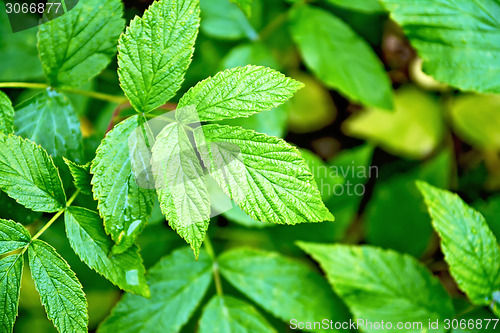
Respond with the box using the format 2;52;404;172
1;0;499;331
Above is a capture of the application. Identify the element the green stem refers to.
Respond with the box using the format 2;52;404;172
0;82;128;104
0;82;49;89
204;236;224;296
66;190;80;207
63;88;127;104
31;209;65;240
32;190;80;240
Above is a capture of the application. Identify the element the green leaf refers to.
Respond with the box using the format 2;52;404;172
417;182;500;306
199;295;276;333
99;247;212;333
0;254;23;333
298;243;454;333
28;239;88;333
449;94;500;151
343;86;444;159
0;219;30;256
63;158;92;195
177;65;302;123
151;122;210;257
0;133;66;212
0;90;14;134
380;0;500;94
194;124;334;224
218;248;349;331
15;89;83;163
200;0;257;40
365;150;451;256
64;207;150;297
91;115;155;253
38;0;125;87
228;0;253;17
118;0;200;113
289;5;393;109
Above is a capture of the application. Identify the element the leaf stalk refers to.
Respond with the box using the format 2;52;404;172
31;190;80;240
204;236;224;296
0;82;127;104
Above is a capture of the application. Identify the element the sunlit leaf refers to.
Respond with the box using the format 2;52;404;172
194;124;334;224
177;65;302;123
118;0;199;113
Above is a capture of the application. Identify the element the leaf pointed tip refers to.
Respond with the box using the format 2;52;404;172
191;245;201;260
140;285;151;299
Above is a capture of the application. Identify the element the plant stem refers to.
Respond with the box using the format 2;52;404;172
66;190;80;207
63;88;128;104
31;209;65;240
31;190;80;240
204;236;224;296
0;82;49;89
0;82;128;104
